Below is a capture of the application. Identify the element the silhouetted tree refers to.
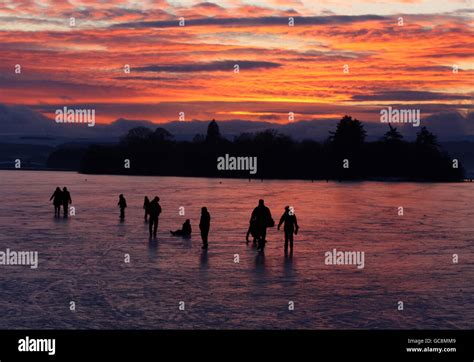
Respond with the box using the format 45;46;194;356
330;115;367;148
193;134;205;143
327;115;367;179
253;129;291;146
416;126;438;146
206;119;221;143
47;146;87;170
234;132;254;144
383;123;404;143
120;127;153;146
151;127;174;143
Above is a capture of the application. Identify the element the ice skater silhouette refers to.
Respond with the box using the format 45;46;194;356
250;199;274;252
143;196;150;221
49;187;62;217
62;187;72;218
278;206;299;255
199;207;211;249
246;219;257;245
118;194;127;219
148;196;162;238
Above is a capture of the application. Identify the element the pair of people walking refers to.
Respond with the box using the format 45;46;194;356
247;199;299;254
49;187;72;217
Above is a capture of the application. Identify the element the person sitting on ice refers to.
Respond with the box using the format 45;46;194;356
170;219;192;238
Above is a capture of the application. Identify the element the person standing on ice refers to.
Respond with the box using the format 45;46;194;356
148;196;162;238
278;206;299;255
118;194;127;219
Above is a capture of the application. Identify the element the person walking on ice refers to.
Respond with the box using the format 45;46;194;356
278;206;299;255
250;199;274;253
49;187;62;217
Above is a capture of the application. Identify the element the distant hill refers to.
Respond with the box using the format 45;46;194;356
1;103;472;144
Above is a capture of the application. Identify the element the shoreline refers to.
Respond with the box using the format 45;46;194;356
0;167;471;183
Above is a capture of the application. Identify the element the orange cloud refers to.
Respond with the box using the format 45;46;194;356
0;2;472;124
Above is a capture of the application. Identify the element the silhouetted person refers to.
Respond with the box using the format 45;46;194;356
250;199;274;252
199;207;211;249
49;187;62;217
118;194;127;219
278;206;299;254
170;219;192;238
246;219;257;245
62;187;72;218
143;196;150;221
148;196;162;238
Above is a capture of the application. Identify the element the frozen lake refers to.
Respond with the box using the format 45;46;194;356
0;170;472;329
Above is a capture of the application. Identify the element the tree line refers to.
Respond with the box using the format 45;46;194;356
47;116;465;181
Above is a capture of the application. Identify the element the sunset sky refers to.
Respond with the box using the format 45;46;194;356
0;0;472;124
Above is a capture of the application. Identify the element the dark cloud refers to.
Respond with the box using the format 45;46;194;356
422;111;474;137
134;60;281;73
0;103;57;136
352;91;472;102
114;76;181;81
259;114;280;121
390;112;474;141
320;9;336;16
428;53;474;59
111;15;388;29
0;75;132;98
406;65;453;72
193;2;225;9
364;103;474;115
